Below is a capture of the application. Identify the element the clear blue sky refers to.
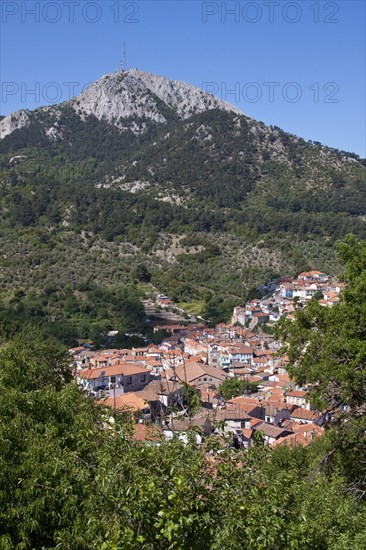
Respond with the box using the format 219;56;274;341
1;0;365;155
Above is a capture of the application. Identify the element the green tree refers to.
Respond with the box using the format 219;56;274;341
132;263;151;283
313;290;324;300
278;236;366;415
0;327;73;392
219;378;246;400
0;329;110;548
183;383;201;415
277;236;366;489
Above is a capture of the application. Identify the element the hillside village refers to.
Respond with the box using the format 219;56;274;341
71;270;343;449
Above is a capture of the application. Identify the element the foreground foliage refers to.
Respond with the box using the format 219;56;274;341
0;327;366;548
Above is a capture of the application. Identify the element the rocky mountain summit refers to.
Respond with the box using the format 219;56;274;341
70;70;243;126
0;69;242;139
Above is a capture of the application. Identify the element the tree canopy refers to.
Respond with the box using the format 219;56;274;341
278;236;366;415
277;236;366;493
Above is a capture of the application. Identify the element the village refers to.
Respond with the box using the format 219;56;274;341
71;270;344;449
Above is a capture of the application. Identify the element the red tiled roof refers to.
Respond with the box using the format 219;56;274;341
78;363;150;380
255;423;290;439
290;408;320;421
98;393;148;412
286;390;307;398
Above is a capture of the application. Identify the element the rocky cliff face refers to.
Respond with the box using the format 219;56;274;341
0;69;243;139
0;109;32;139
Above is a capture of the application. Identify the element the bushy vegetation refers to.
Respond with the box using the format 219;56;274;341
219;377;260;400
277;236;366;493
0;284;146;347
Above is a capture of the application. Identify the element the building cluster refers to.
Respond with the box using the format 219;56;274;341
71;270;339;449
232;270;344;327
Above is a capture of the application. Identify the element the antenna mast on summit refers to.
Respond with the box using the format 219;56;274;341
119;42;127;72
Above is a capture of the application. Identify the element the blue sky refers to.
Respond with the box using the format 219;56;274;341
1;0;365;155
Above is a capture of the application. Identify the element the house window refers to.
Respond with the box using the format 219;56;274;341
204;377;207;381
111;376;116;383
126;376;132;385
141;374;146;382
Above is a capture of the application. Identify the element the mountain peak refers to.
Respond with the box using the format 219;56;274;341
0;70;243;139
68;69;243;129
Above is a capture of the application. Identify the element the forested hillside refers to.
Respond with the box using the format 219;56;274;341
0;71;365;331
